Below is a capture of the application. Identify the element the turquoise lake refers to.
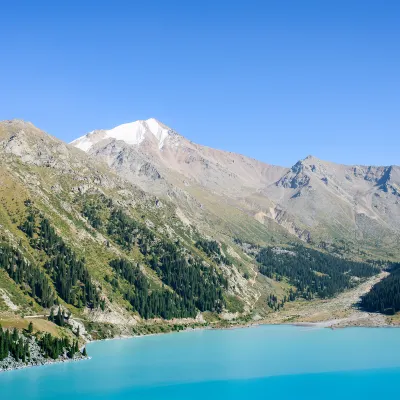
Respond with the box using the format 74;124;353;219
1;325;400;399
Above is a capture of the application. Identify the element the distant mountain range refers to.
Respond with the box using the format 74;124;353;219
72;118;400;259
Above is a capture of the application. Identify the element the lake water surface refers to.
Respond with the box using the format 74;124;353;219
1;325;400;399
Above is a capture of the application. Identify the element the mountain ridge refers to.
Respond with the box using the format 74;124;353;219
0;119;279;330
0;117;399;354
70;118;400;259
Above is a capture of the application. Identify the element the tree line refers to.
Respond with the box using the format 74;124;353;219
1;324;84;362
0;326;30;362
81;194;227;315
110;258;196;319
195;239;232;266
360;263;400;314
20;206;100;309
266;290;296;311
0;242;56;307
257;245;378;299
151;240;226;313
39;333;79;359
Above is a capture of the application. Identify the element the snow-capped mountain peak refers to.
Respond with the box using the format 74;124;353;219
71;118;173;152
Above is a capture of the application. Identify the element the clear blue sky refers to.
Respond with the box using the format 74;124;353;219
1;0;399;167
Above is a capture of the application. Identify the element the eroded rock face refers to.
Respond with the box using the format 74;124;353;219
264;155;400;247
2;123;69;169
276;160;311;188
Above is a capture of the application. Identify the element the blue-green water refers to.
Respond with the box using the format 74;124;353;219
1;325;400;399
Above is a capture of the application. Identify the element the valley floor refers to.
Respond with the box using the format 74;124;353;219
260;272;393;328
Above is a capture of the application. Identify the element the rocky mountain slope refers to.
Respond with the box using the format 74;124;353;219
73;118;400;259
0;118;398;350
0;119;289;340
264;156;400;256
72;118;293;247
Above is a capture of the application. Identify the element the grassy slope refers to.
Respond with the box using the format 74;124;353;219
1;150;278;334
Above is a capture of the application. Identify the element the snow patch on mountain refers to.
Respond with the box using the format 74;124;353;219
71;132;97;151
107;121;147;146
145;118;171;149
71;118;172;152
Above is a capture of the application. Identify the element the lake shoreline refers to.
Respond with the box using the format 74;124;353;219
84;314;397;348
0;355;91;374
1;313;396;374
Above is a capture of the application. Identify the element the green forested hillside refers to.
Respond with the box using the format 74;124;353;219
20;205;100;308
360;264;400;314
0;121;245;344
79;194;227;315
0;191;230;324
257;246;379;299
0;242;55;308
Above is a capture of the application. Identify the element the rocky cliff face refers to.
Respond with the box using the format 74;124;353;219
264;156;400;254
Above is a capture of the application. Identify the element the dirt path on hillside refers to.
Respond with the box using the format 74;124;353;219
248;263;262;310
